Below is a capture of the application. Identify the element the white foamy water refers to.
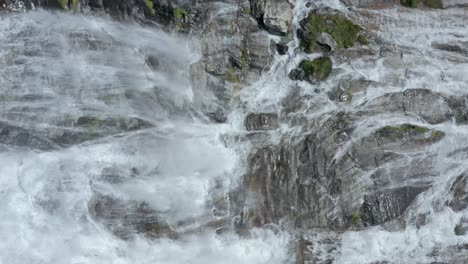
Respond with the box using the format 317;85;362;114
0;10;290;264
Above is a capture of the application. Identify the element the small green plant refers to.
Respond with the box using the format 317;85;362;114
240;48;248;72
174;7;187;20
352;212;361;224
143;0;156;15
225;68;239;83
174;7;188;29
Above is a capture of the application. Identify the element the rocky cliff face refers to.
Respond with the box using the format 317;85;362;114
2;0;468;263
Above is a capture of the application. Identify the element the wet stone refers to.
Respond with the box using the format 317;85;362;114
276;43;289;55
88;196;178;240
245;113;279;131
359;186;430;226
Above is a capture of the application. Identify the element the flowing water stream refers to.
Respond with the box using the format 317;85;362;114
0;0;467;263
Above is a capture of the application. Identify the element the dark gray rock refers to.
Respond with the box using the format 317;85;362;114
88;195;178;240
289;68;305;81
359;186;429;226
449;173;468;212
146;54;160;70
276;43;289;55
454;217;468;236
245;113;279;131
0;121;57;150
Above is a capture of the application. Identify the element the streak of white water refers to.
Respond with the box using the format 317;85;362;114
0;10;290;264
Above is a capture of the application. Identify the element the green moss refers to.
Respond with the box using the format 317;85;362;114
174;7;188;29
352;212;361;224
423;0;443;8
174;7;187;20
143;0;156;15
241;7;250;15
72;0;78;12
378;124;429;138
400;0;419;7
225;68;239;83
358;35;369;45
58;0;69;10
300;13;362;53
90;117;100;128
241;48;248;72
430;130;445;141
299;57;332;81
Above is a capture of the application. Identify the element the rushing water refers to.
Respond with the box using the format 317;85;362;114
1;0;468;263
0;10;290;264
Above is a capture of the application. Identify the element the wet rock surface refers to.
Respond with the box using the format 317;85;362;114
89;196;178;240
2;0;468;263
245;113;279;131
449;173;468;212
359;186;430;226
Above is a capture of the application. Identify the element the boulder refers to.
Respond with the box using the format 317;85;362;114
298;10;362;53
245;113;279;131
262;0;293;36
297;57;333;82
250;0;293;37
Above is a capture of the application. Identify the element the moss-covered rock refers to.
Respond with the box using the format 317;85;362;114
299;57;332;81
378;124;429;138
357;35;369;45
422;0;443;8
299;12;362;53
376;124;445;143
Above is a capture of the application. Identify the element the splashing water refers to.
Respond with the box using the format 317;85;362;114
0;10;290;264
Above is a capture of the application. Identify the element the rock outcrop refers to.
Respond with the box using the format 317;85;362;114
89;196;178;240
